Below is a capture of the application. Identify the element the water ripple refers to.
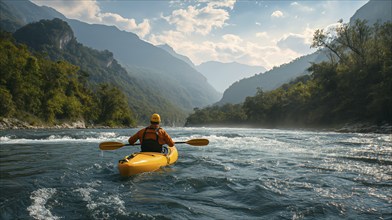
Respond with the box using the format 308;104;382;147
0;128;391;219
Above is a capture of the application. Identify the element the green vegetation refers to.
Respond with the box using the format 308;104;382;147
0;31;135;127
185;20;392;128
0;18;189;127
185;104;247;127
23;18;186;125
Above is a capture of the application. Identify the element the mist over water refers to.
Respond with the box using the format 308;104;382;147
1;128;391;219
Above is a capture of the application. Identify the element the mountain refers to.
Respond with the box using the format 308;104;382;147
156;46;266;95
13;17;73;51
350;0;392;25
11;18;185;124
0;0;65;32
217;0;392;105
217;51;325;105
0;0;220;114
185;16;392;128
158;44;195;68
66;20;220;111
196;61;266;93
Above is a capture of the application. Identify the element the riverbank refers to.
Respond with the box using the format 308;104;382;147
184;122;392;134
333;122;391;134
0;118;87;129
0;118;123;130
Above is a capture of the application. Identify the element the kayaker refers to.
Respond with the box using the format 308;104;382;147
128;113;175;153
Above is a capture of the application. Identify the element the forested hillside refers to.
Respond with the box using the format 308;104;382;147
12;18;187;125
185;20;392;128
0;0;219;124
68;19;220;110
0;18;189;127
0;31;135;127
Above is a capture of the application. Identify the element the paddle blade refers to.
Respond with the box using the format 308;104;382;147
185;139;209;146
99;142;126;150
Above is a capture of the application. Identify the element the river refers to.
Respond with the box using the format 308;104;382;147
0;127;391;219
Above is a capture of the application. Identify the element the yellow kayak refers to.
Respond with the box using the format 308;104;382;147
118;146;178;176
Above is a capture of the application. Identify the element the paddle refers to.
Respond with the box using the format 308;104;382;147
99;138;209;150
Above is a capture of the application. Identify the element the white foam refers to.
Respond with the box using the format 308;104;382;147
74;185;126;216
0;136;78;144
0;132;123;144
27;188;60;220
88;195;127;215
98;132;118;139
0;136;12;142
74;187;98;202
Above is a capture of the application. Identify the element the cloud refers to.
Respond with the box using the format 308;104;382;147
204;0;236;9
276;26;317;54
31;0;151;37
162;1;234;35
148;29;298;69
222;34;243;44
256;32;268;38
290;2;314;12
100;13;151;37
271;10;284;18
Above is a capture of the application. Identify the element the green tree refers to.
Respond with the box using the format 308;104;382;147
97;84;135;127
0;86;15;117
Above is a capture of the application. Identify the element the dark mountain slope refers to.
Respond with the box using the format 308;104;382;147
1;0;220;117
158;44;195;68
350;0;392;25
67;19;220;109
0;0;65;32
217;51;325;105
12;18;185;124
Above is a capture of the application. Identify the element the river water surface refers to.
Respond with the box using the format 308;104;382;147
0;127;391;219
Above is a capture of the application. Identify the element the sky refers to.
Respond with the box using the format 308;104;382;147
31;0;368;70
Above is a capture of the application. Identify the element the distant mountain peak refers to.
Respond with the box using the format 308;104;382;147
196;61;266;93
157;44;195;68
158;43;174;51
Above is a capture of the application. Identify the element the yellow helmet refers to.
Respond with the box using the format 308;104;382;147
150;113;161;123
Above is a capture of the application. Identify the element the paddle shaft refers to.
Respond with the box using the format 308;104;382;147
122;141;186;146
99;139;208;150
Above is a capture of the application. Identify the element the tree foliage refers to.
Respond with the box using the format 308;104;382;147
0;31;135;127
186;20;392;127
97;84;135;127
185;104;246;127
11;18;186;125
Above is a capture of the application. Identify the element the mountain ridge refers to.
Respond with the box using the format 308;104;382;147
196;61;266;93
0;0;220;124
9;18;185;124
350;0;392;25
158;44;196;68
66;19;219;110
0;0;220;114
217;51;325;105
